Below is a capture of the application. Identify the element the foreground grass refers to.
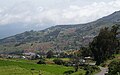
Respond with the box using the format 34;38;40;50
71;69;86;75
0;59;74;75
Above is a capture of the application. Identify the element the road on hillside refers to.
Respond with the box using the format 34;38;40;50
95;66;108;75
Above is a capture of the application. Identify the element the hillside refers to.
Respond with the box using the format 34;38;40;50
0;11;120;54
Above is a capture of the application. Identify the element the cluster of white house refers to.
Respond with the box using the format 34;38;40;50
0;52;41;60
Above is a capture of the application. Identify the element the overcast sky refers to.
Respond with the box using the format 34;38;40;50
0;0;120;38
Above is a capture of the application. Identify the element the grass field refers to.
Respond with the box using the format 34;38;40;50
0;59;86;75
0;59;73;75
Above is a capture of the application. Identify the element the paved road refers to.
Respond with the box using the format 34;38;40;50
95;66;108;75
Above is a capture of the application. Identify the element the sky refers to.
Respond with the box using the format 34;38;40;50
0;0;120;38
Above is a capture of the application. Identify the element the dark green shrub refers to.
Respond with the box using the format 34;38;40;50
37;59;46;64
63;62;72;67
84;65;100;75
63;70;74;75
53;59;64;65
108;60;120;75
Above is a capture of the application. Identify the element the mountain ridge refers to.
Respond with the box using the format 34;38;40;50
0;10;120;54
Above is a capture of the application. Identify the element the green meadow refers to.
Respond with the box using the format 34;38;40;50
0;59;86;75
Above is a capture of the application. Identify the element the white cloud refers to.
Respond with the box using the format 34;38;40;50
0;0;120;26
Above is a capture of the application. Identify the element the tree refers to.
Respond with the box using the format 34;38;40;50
89;25;119;65
46;50;54;58
80;47;92;57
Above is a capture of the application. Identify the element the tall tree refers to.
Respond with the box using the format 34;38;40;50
89;25;119;65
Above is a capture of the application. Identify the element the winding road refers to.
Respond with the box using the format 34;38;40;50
95;66;108;75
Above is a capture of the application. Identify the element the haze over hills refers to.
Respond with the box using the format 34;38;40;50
0;23;53;39
0;10;120;54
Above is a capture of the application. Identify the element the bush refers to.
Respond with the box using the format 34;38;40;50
92;65;100;71
101;63;107;67
63;70;74;75
53;59;64;65
46;50;54;58
84;65;100;75
108;60;120;75
63;62;72;67
37;59;46;64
